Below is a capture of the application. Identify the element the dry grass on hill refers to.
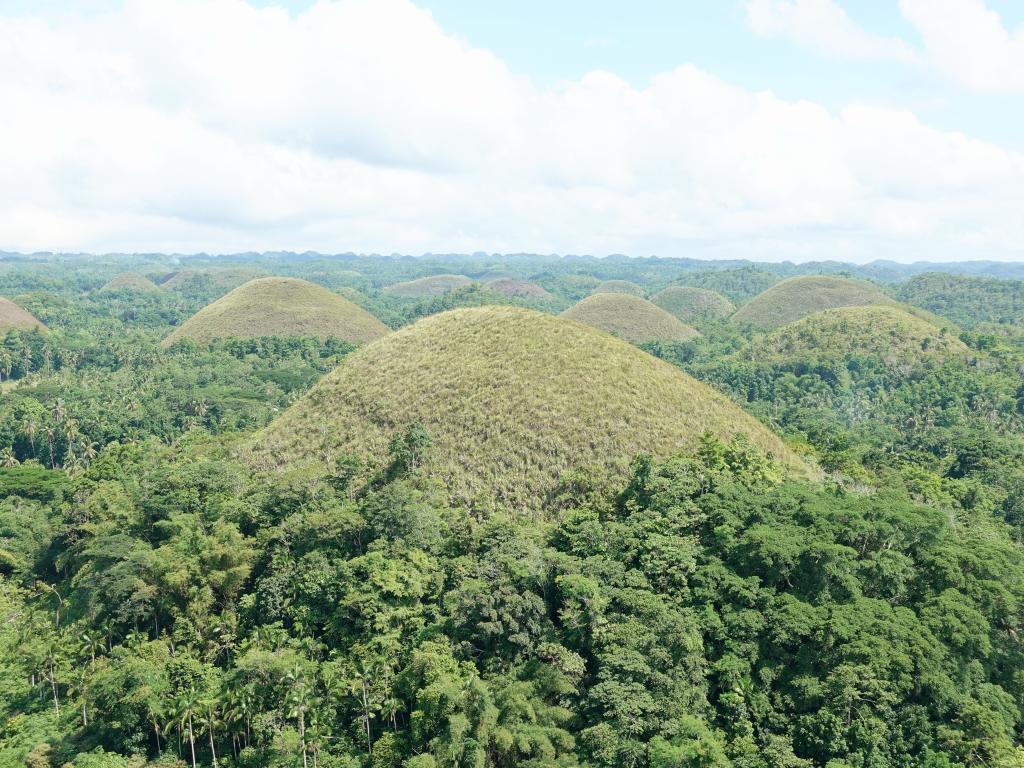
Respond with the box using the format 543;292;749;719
162;277;389;347
651;286;735;323
0;298;45;333
383;274;474;297
99;272;162;293
732;276;901;328
562;294;700;344
740;305;967;365
248;306;808;512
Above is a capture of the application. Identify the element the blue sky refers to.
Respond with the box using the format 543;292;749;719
2;0;1023;260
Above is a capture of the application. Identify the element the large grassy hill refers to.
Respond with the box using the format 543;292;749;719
562;294;700;344
740;306;968;364
899;272;1024;328
732;275;897;328
0;298;46;333
99;272;162;293
162;277;390;347
651;285;735;323
383;274;474;297
248;306;807;511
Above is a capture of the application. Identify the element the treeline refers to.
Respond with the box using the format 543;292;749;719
2;434;1022;767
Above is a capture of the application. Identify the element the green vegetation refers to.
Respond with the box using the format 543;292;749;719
382;274;474;297
899;271;1024;327
162;277;390;347
3;251;1024;768
251;306;804;510
651;285;735;323
674;266;783;304
592;279;645;296
733;275;898;328
739;305;967;365
98;273;161;293
562;294;701;344
0;297;46;332
160;267;269;295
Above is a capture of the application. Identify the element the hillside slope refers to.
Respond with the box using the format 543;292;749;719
383;274;474;297
0;298;45;333
562;294;700;344
592;279;645;296
651;286;735;323
740;306;968;364
162;277;390;346
99;272;162;292
249;306;807;510
899;272;1024;328
733;276;897;328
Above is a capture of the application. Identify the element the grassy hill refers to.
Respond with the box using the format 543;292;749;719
676;267;782;304
592;279;645;296
383;274;474;297
162;277;390;347
562;294;700;344
248;307;807;510
651;286;735;323
486;278;553;299
740;306;968;364
0;298;45;333
732;276;897;328
899;272;1024;328
160;267;269;296
99;272;162;292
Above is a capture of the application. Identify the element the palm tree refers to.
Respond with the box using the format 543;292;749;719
198;696;222;768
287;666;312;768
78;630;104;668
168;689;201;768
22;416;38;453
0;448;19;468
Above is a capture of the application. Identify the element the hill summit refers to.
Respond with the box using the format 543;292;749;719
562;294;700;344
99;272;161;293
651;286;735;323
383;274;474;297
0;298;45;333
740;306;967;364
249;306;806;511
162;277;390;347
732;276;897;328
592;279;645;296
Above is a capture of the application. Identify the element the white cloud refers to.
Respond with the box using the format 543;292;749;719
0;0;1022;261
899;0;1024;93
745;0;919;63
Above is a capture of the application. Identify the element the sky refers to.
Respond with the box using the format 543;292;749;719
1;0;1023;262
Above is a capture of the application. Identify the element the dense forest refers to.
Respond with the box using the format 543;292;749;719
1;252;1023;768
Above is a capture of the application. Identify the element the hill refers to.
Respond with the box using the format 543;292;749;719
651;286;735;323
486;278;553;300
592;279;645;296
676;267;783;303
162;277;390;347
383;274;474;297
249;307;807;510
0;298;45;333
899;272;1024;328
98;272;161;293
732;276;897;328
739;306;968;365
160;267;268;295
561;294;700;344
